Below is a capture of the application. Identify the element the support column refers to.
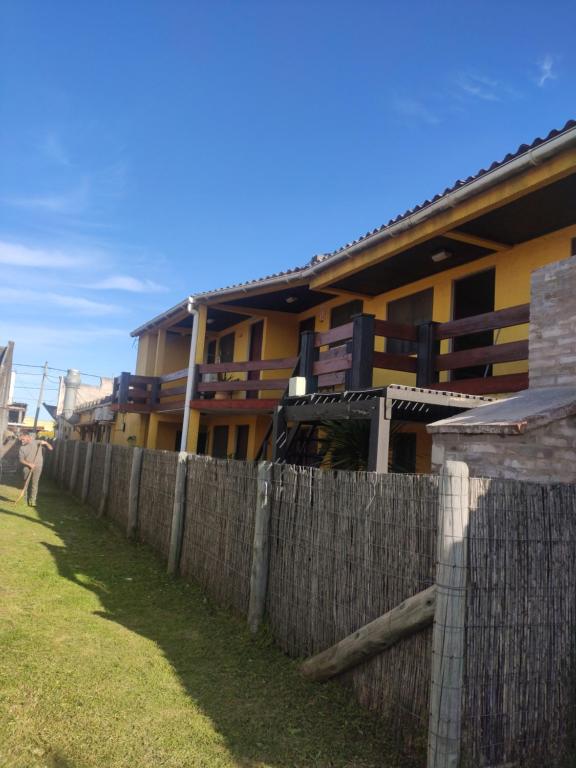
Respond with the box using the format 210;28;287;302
428;460;469;768
248;462;273;633
167;452;188;575
367;398;390;473
146;413;160;449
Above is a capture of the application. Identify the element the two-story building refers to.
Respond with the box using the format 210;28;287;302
111;119;576;469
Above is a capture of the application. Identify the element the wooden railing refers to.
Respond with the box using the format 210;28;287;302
112;302;531;412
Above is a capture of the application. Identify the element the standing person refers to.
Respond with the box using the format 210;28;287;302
18;433;53;507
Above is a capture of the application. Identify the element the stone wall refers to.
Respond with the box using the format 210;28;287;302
529;254;576;388
431;416;576;483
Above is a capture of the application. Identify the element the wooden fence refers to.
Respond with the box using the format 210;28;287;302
46;442;576;767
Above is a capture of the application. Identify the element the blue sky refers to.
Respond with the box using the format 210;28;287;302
1;0;574;409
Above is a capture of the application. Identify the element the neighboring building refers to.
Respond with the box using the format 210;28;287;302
109;119;576;469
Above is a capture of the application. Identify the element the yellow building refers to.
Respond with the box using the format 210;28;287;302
113;119;576;468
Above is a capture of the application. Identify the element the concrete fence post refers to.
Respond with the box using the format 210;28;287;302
98;443;113;518
69;441;80;493
247;461;273;634
428;460;469;768
81;442;93;504
127;447;143;540
167;452;189;575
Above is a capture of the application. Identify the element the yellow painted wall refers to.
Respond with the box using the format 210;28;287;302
296;223;576;388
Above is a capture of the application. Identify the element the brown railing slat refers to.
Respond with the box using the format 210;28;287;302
372;351;418;373
190;398;280;411
197;378;289;393
128;374;157;385
435;304;530;340
159;385;188;398
127;387;150;400
313;354;352;376
435;340;528;372
426;372;528;395
159;368;188;383
314;322;353;347
198;357;297;375
318;371;347;387
373;319;418;342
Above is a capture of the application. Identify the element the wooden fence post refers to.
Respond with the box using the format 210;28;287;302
98;443;113;518
81;442;93;504
127;447;143;539
58;441;67;488
69;441;80;493
428;460;469;768
167;452;188;575
247;461;273;634
52;440;61;480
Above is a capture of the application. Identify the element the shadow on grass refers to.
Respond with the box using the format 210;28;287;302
11;481;417;768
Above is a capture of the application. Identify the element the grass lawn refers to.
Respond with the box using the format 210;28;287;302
0;479;418;768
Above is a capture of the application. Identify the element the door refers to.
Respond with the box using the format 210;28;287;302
212;426;229;458
235;425;250;460
247;321;264;400
452;269;495;381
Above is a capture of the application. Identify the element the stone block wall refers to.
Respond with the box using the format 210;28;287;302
529;254;576;388
431;416;576;483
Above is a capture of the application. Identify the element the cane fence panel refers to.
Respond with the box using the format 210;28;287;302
106;445;132;529
137;449;178;560
179;456;258;616
266;465;439;741
87;443;107;511
464;478;576;767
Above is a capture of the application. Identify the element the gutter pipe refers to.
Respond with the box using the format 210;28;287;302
179;297;200;453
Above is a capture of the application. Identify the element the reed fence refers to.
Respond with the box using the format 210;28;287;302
47;440;576;767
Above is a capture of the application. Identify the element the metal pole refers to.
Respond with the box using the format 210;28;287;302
33;361;48;429
179;298;200;453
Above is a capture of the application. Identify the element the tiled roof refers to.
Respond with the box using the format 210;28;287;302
325;119;576;259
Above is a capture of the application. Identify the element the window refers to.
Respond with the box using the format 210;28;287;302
212;426;229;458
235;425;250;460
330;300;363;329
387;289;433;354
218;333;235;363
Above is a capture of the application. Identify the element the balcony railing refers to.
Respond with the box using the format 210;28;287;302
111;302;530;413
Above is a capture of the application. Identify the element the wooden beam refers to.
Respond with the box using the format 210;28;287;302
190;398;279;412
443;229;511;252
198;357;297;374
426;372;528;396
248;462;273;633
435;339;528;372
197;378;288;392
284;400;378;423
435;304;530;340
300;585;436;682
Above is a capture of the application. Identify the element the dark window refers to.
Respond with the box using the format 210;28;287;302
390;432;417;473
330;300;363;328
235;425;250;460
571;238;576;257
206;339;217;364
452;269;495;380
197;429;208;455
218;333;235;363
174;430;182;452
212;426;229;459
387;289;433;354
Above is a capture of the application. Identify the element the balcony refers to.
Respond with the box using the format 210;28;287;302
110;302;530;414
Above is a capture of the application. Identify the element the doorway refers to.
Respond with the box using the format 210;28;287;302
247;321;264;400
452;269;495;380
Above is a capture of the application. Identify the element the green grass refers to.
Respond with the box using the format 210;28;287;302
0;479;417;768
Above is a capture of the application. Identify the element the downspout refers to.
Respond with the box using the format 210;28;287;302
179;297;200;453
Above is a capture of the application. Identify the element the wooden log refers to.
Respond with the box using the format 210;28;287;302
127;447;143;540
247;462;273;633
167;452;188;576
69;441;80;493
427;460;469;768
300;585;436;682
81;442;93;504
98;443;113;518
